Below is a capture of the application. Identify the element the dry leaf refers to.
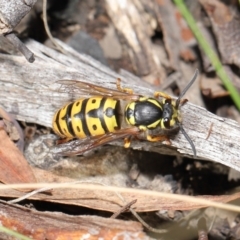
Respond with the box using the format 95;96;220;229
0;200;147;240
0;129;36;191
0;107;24;151
200;0;240;68
155;0;196;69
200;75;229;98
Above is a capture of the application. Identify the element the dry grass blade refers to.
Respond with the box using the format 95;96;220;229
2;171;240;213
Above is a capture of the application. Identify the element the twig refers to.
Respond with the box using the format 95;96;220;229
205;123;213;140
109;185;168;234
42;0;65;54
197;217;208;240
7;181;85;204
8;186;52;204
4;32;35;63
0;0;37;62
110;199;137;219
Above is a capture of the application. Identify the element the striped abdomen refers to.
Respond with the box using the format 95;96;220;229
52;97;121;139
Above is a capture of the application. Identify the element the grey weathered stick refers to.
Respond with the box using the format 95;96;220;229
0;0;37;62
105;0;164;83
0;39;239;171
5;33;35;63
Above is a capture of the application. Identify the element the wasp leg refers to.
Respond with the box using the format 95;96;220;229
124;136;132;148
116;78;134;94
154;91;172;100
179;98;188;106
146;134;171;145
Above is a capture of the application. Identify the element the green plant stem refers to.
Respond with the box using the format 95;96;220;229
174;0;240;111
0;226;31;240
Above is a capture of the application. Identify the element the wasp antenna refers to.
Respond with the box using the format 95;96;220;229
176;69;199;108
178;123;196;157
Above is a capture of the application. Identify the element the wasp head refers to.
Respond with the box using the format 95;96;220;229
161;98;179;129
162;69;199;156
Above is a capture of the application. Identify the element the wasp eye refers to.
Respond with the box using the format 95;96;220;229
163;118;170;128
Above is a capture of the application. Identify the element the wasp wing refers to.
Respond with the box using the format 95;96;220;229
56;80;141;100
52;126;140;156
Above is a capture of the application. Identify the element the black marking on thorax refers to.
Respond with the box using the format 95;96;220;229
133;99;163;127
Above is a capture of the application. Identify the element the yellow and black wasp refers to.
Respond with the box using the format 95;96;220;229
52;70;198;156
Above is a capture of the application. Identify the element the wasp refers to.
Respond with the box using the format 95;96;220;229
52;70;198;156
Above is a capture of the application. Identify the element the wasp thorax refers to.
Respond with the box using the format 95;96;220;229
125;97;163;129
